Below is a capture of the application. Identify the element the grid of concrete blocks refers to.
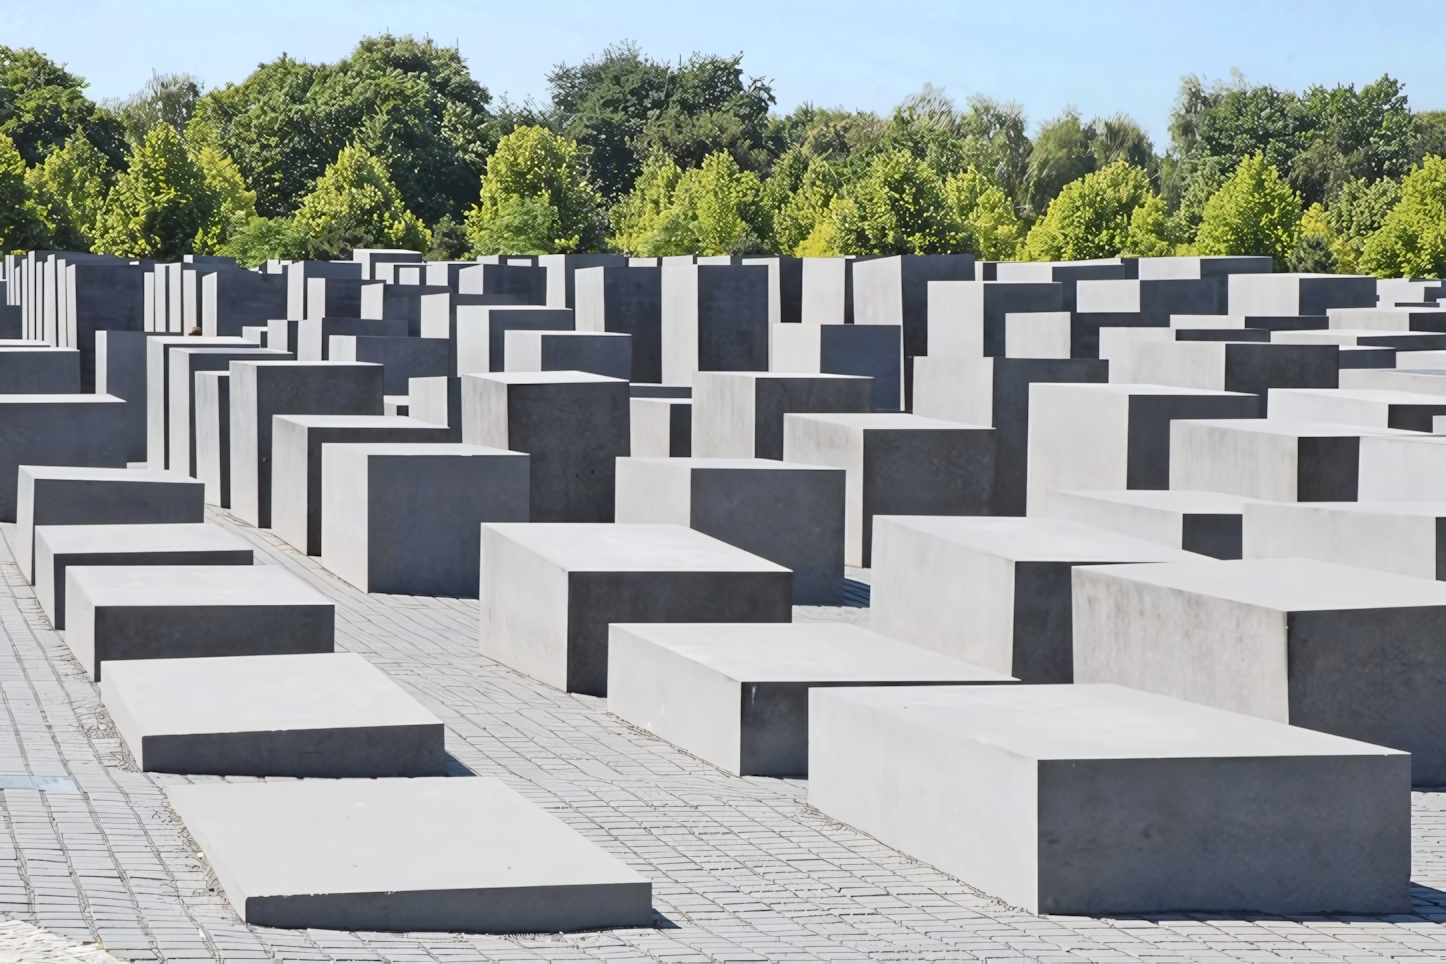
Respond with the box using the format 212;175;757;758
2;247;1446;936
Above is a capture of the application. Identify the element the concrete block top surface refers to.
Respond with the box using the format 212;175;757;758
485;523;791;573
325;442;521;459
102;652;437;735
879;516;1198;563
1258;500;1446;520
1179;418;1421;439
232;360;381;371
785;412;992;431
1271;388;1446;407
1047;382;1256;399
69;565;332;608
613;622;1013;683
702;372;872;384
470;370;627;387
0;394;123;404
622;457;840;473
165;777;648;898
35;522;249;555
819;683;1405;761
1081;557;1446;612
273;415;443;431
1052;489;1263;513
21;466;195;485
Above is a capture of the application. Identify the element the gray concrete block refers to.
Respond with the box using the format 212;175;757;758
321;442;529;597
358;283;448;335
228;361;384;529
661;263;770;384
96;331;165;462
1108;341;1340;416
305;278;366;320
537;253;629;309
1268;387;1446;431
504;330;631;380
352;248;422;280
271;415;454;556
925;280;1064;357
406;374;462;439
195;372;230;506
852;255;974;370
35;522;251;628
783;413;995;566
615;457;845;604
286;262;362;319
1229;274;1376;316
66;262;144;391
0;347;79;392
146;335;253;470
270;317;408;361
740;255;802;325
103;652;444;777
1169;418;1419;501
165;776;652;932
66;564;334;681
326;334;450;394
769;324;903;411
629;398;690;457
461;372;629;523
609;622;1013;776
480;523;791;696
1358;434;1446;501
913;356;1108;515
1242;500;1446;579
1044;488;1259;559
810;683;1409;915
1026;383;1260;514
870;515;1194;682
450;305;575;375
1074;557;1446;784
0;397;131;523
457;263;548;303
575;265;662;383
201;270;285;337
693;372;874;461
169;346;289;479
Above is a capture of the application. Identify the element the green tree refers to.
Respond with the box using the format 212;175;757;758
610;150;769;256
944;167;1023;260
108;69;202;146
0;131;48;252
1026;109;1095;217
218;216;314;267
0;46;126;168
464;125;602;255
828;148;962;255
769;152;840;255
1417;111;1446;165
1125;194;1183;257
93;123;214;259
1025;160;1153;260
1359;155;1446;278
23;131;112;249
291;143;430;258
1193;153;1302;267
608;153;684;254
190;140;257;253
1290;75;1414;205
194;34;492;222
427;214;469;260
1326;176;1400;273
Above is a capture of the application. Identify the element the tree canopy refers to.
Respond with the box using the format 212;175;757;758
465;125;603;255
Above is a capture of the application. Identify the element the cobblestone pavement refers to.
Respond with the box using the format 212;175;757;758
0;510;1440;962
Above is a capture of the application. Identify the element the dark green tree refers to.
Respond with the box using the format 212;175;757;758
0;46;126;169
1026;109;1095;217
108;70;202;146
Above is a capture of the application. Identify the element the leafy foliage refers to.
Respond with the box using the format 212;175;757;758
92;124;213;259
218;215;314;267
610;150;768;256
0;132;48;252
944;167;1023;260
290;143;429;258
1025;160;1153;261
1359;156;1446;278
1193;153;1302;267
827;148;962;255
1326;176;1400;273
0;46;126;169
465;125;602;255
108;70;202;146
23;132;112;249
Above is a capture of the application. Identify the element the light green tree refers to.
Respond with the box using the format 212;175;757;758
828;148;963;255
0;132;48;252
1327;176;1400;273
1125;194;1182;257
608;153;683;254
92;123;213;259
291;143;429;258
465;125;603;255
766;150;839;255
1359;155;1446;278
1193;153;1302;267
23;132;111;249
1025;160;1152;260
609;150;769;256
944;167;1023;260
188;121;257;253
218;216;316;267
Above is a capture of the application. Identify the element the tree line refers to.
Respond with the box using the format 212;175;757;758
2;37;1445;276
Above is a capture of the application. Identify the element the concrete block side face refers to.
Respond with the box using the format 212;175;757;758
753;377;875;460
1180;513;1243;559
613;458;692;525
1301;277;1377;316
820;324;903;411
1036;755;1410;915
690;374;755;458
1296;436;1360;502
696;266;769;373
270;417;311;554
808;689;1039;911
739;682;815;776
538;333;632;381
229;363;261;525
1288;607;1446;784
510;381;630;523
460;375;510;448
1243;503;1437;578
565;570;793;697
606;627;743;774
87;605;335;681
870;521;1017;674
661;263;700;384
690;468;846;605
910;356;994;426
1125;393;1259;490
42;547;252;629
140;724;447;778
991;359;1109;517
365;454;530;597
242;881;654;933
1071;569;1290;721
320;446;370;592
1010;562;1078;684
860;429;994;566
479;528;571;690
1169;421;1300;501
1437;517;1446;581
669;403;692;456
1224;344;1340;416
782;415;865;565
0;400;130;521
1026;385;1129;517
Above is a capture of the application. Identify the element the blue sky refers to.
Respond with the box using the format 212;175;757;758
3;0;1440;148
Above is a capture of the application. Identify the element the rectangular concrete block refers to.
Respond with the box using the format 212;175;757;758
229;361;384;529
692;372;874;460
102;652;444;777
575;265;662;382
0;346;79;392
321;442;529;597
809;683;1409;915
95;331;158;463
783;413;995;566
327;334;448;393
0;396;130;520
1229;274;1376;316
661;263;770;384
870;515;1194;682
768;323;903;411
925;280;1063;357
195;372;230;506
271;415;453;555
608;622;1014;775
16;465;203;581
1169;418;1418;501
629;398;691;457
65;564;334;681
503;329;631;380
1358;434;1446;501
1110;341;1339;416
1268;387;1446;431
536;253;630;309
480;523;791;696
1025;382;1260;514
166;777;651;932
450;305;575;376
202;270;285;337
1074;557;1446;783
36;522;251;629
169;346;289;479
1044;488;1259;559
1243;500;1446;580
461;371;629;523
615;457;845;604
146;335;253;470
